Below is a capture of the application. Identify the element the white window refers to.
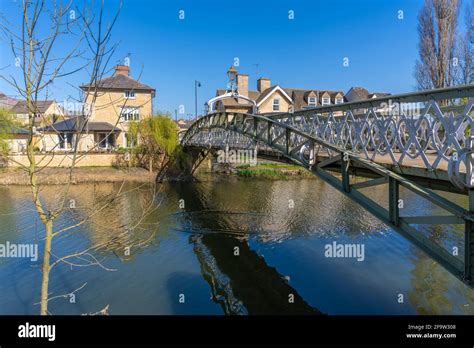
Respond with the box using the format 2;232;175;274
308;97;317;107
124;90;135;99
58;133;73;150
97;133;116;149
273;98;280;112
322;97;331;106
121;107;140;121
335;98;344;104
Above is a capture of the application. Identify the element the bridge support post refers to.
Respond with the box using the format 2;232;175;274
341;153;350;192
308;141;315;168
465;190;474;284
267;122;271;145
389;177;400;226
285;128;290;155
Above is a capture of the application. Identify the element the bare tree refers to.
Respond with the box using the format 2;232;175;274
0;0;161;315
455;0;474;85
415;0;461;90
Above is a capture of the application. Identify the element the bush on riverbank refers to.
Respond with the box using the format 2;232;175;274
235;162;313;179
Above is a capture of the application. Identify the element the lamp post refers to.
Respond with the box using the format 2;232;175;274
227;65;237;94
195;80;201;120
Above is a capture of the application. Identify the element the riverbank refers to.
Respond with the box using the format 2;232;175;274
212;162;314;180
0;167;156;185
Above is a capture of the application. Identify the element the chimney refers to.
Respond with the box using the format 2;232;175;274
257;77;271;93
114;65;129;76
237;74;249;98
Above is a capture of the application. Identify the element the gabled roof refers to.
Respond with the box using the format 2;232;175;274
255;85;292;106
367;92;391;98
80;74;155;94
347;87;391;100
10;100;56;114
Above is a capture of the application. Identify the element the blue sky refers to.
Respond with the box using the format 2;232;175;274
0;0;470;118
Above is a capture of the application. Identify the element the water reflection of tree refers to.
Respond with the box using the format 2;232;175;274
0;187;23;244
408;246;474;314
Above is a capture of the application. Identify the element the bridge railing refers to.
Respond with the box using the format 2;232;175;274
185;85;474;189
265;85;474;190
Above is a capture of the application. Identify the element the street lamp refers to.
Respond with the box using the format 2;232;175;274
227;65;237;93
195;80;201;120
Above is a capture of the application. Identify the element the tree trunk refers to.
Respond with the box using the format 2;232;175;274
40;220;53;315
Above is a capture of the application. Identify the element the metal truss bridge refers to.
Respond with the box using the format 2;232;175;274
181;84;474;286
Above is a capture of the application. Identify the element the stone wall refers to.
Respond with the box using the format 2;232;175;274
7;153;118;168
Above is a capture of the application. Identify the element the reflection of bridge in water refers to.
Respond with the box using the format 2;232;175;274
172;183;321;315
182;85;474;286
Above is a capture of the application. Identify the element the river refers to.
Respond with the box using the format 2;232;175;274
0;175;473;315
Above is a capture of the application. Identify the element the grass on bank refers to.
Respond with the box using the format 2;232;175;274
235;162;313;179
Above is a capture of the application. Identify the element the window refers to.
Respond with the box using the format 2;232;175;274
124;90;135;99
335;98;344;104
273;98;280;112
308;97;317;107
121;106;140;121
322;97;331;106
58;133;73;150
97;133;115;149
125;132;136;148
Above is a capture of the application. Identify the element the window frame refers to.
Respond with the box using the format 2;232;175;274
308;96;317;107
97;132;116;149
124;90;136;99
58;132;73;151
272;98;280;112
322;97;331;106
121;106;140;122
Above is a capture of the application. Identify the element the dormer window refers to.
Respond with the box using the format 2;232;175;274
322;97;331;106
308;97;317;107
273;98;280;112
335;97;344;104
124;90;135;99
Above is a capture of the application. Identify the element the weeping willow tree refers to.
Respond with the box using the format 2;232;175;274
131;114;179;172
0;108;15;155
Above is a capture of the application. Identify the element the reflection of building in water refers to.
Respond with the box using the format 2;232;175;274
37;183;158;259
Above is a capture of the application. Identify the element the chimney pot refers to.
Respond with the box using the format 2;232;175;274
257;77;271;93
115;65;130;76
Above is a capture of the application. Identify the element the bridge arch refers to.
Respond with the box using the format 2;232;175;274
182;85;474;287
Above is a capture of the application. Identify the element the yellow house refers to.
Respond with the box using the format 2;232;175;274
10;100;64;126
39;65;156;152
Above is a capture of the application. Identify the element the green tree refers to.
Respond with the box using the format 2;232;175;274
135;114;179;172
0;108;15;155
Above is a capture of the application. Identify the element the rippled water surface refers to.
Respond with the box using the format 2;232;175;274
0;176;473;315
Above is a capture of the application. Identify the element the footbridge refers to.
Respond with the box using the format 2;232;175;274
181;84;474;286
